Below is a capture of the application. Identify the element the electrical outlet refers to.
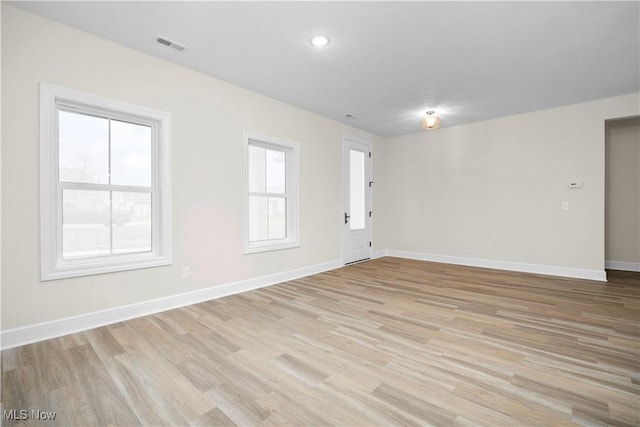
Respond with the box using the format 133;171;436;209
561;202;569;211
182;267;191;279
486;243;492;252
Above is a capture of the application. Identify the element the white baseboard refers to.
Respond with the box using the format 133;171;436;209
605;260;640;272
1;259;343;350
386;249;607;281
1;251;612;350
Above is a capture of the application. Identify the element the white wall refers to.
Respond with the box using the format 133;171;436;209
1;5;384;332
605;117;640;270
383;94;639;276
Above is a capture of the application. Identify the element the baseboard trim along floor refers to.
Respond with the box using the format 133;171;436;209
1;252;608;349
1;259;343;350
386;249;606;281
605;260;640;272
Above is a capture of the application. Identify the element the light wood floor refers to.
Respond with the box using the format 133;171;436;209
2;257;639;426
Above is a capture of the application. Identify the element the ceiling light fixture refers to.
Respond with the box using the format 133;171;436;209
310;35;330;48
421;111;441;130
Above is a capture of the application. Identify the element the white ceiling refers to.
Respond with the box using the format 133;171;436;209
11;1;640;138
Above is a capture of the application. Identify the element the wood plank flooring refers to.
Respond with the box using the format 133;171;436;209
2;257;639;426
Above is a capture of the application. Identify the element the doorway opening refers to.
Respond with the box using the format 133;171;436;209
604;116;640;280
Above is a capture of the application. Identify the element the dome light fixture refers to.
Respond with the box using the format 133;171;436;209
421;111;441;130
310;35;330;48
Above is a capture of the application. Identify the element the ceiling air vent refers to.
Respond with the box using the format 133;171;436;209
154;36;188;53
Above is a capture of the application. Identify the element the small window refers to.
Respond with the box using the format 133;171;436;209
244;132;299;253
40;83;172;280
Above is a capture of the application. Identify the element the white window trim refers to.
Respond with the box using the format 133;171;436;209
40;83;172;281
243;130;300;254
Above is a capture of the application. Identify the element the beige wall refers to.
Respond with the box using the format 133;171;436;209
2;4;639;335
383;94;639;271
1;5;384;330
605;117;640;267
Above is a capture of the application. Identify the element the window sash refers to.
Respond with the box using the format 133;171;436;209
55;105;158;261
247;194;288;243
247;142;290;242
56;104;158;188
58;185;154;260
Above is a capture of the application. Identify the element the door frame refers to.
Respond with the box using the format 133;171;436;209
341;135;373;264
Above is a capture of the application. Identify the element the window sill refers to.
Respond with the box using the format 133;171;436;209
41;255;172;281
243;241;300;255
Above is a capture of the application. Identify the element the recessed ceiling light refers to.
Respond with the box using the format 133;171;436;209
310;35;330;48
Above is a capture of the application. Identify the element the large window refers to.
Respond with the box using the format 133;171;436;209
244;132;299;253
40;84;172;280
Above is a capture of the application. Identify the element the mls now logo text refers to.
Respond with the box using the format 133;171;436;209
3;409;57;421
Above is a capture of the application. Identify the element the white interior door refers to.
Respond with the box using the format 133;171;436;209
343;137;372;264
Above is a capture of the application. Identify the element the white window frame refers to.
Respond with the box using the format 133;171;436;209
243;131;300;254
40;83;172;281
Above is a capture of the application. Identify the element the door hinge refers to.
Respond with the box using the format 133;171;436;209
369;152;372;158
369;181;373;188
369;241;372;247
369;211;372;218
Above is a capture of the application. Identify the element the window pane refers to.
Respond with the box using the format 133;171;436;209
266;149;286;193
248;145;266;193
111;119;152;187
112;192;152;254
268;197;287;239
248;195;268;242
349;149;366;230
59;110;109;184
62;189;110;259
